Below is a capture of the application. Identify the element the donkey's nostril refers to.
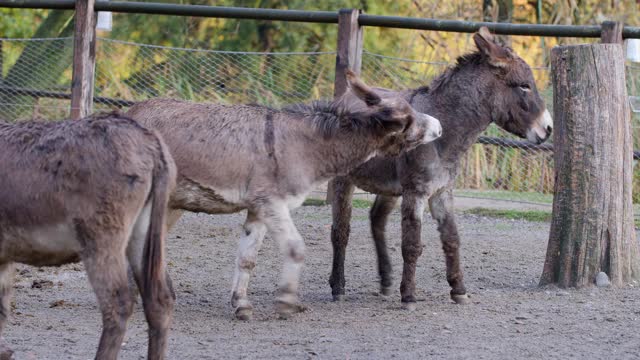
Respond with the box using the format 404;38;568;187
546;125;553;134
436;127;442;137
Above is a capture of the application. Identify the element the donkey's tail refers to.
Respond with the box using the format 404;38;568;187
142;132;177;306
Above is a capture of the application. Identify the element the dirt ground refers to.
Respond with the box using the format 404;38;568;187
6;202;640;359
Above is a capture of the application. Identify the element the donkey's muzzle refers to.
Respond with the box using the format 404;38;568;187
420;113;442;144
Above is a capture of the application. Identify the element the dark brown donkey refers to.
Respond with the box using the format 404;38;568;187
126;71;442;320
0;113;176;359
329;27;553;309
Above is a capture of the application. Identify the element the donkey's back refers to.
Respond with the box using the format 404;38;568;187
0;114;177;359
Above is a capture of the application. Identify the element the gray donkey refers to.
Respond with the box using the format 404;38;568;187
0;113;176;359
329;27;553;309
126;71;442;320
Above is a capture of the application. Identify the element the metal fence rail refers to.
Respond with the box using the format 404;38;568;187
2;0;640;38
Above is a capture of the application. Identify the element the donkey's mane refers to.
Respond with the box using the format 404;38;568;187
423;51;486;94
282;99;374;139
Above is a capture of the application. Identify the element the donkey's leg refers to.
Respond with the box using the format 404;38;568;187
262;202;306;319
429;189;469;304
329;176;355;301
127;203;174;359
0;263;15;360
230;210;267;320
166;209;184;231
399;191;425;311
370;195;399;296
83;240;133;360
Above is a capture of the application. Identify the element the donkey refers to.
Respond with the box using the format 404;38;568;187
329;27;553;309
0;113;176;360
125;71;442;320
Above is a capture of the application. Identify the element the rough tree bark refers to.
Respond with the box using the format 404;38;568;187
540;43;640;288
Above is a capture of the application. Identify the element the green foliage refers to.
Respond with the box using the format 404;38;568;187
352;199;373;208
302;198;373;208
464;207;552;222
0;9;53;38
302;198;327;206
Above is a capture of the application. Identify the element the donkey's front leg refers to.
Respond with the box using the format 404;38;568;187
0;263;15;360
399;191;425;311
231;210;267;320
329;176;355;301
262;202;306;319
429;189;469;304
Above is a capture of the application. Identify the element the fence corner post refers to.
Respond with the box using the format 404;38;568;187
327;8;364;204
70;0;98;120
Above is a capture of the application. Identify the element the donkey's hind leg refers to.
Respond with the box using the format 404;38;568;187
329;176;355;301
230;210;267;320
399;191;426;310
0;263;15;360
370;195;399;296
127;202;174;359
82;233;133;360
262;202;306;319
429;189;469;304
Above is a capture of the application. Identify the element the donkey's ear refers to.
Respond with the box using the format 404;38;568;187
473;26;512;68
346;70;382;106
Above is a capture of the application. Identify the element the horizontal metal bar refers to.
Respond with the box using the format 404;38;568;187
0;86;135;107
477;136;554;152
477;136;640;160
3;0;640;38
0;0;74;9
95;1;338;23
359;15;604;38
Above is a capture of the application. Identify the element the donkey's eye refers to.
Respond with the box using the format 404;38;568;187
519;84;531;92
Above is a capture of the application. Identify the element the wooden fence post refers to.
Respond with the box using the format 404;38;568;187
600;21;623;44
326;8;363;203
70;0;97;120
540;43;640;288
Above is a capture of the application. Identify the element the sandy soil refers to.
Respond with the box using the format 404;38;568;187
5;204;640;359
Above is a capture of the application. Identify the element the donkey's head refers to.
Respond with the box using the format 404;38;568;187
346;70;442;155
472;27;552;144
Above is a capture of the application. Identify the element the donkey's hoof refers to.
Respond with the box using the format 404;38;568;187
0;344;13;360
401;302;417;312
380;286;393;296
234;306;253;321
276;301;307;320
332;294;346;302
451;293;470;305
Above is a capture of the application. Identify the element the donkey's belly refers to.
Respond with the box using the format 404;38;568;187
0;223;81;266
347;157;403;197
170;178;246;215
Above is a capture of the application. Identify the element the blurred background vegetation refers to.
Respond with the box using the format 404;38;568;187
1;0;640;202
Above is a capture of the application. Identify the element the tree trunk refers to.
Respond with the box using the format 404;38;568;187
540;43;640;288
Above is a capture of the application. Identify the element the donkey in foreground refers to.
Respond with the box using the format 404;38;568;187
0;114;176;359
329;27;553;309
126;71;442;320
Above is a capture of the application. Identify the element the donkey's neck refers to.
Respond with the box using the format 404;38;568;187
409;74;495;160
306;130;383;182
